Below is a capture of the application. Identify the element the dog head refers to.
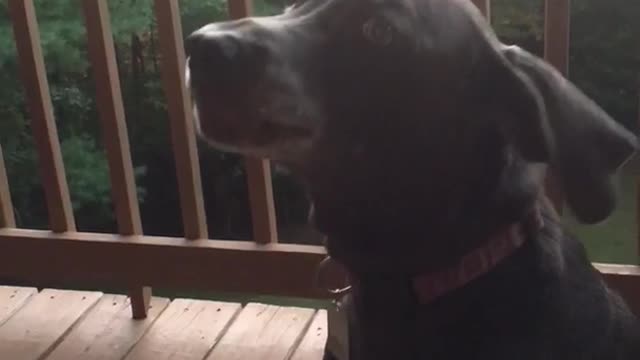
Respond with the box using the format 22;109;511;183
187;0;637;270
186;0;493;163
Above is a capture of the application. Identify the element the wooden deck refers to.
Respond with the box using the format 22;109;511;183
0;286;328;360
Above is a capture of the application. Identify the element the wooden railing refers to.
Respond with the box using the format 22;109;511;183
0;0;638;320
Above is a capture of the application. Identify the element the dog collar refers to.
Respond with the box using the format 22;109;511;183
316;207;542;304
412;206;543;303
412;222;527;303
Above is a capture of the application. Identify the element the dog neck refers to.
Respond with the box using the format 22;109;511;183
410;205;542;303
320;204;544;305
305;138;547;275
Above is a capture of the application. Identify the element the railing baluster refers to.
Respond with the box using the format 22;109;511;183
0;146;16;229
81;0;150;319
228;0;253;18
637;81;640;261
8;0;76;233
544;0;571;75
246;159;278;244
544;0;570;212
153;0;208;240
471;0;491;18
227;0;279;244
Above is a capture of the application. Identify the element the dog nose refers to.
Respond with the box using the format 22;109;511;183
186;31;241;69
186;30;267;82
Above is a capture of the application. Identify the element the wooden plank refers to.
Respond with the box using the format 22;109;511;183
0;146;16;228
470;0;491;19
0;228;330;299
637;78;640;260
81;0;150;320
0;288;102;359
595;263;640;317
290;310;328;360
1;229;639;301
227;0;252;19
153;0;208;240
595;263;640;276
7;0;75;233
207;303;315;359
125;298;241;360
0;286;37;326
128;286;152;320
46;294;169;360
227;0;279;244
544;0;570;75
543;0;571;211
81;0;143;238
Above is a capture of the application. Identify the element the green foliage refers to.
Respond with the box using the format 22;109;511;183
492;0;544;44
61;134;147;231
180;0;229;35
568;0;640;128
60;136;109;220
492;0;640;130
0;0;157;230
2;134;41;228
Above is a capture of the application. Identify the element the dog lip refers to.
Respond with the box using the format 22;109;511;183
191;95;312;137
191;95;314;149
190;89;315;139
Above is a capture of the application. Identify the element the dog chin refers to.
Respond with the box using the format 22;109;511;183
197;132;313;162
192;104;313;161
198;134;268;158
191;104;249;155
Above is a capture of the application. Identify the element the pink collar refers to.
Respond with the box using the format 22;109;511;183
316;208;542;304
412;222;527;303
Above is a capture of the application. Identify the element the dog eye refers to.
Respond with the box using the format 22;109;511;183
362;18;394;46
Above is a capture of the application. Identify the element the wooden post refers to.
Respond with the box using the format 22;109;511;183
637;78;640;260
543;0;571;213
0;146;16;228
154;0;209;240
81;0;150;319
8;0;76;233
471;0;491;19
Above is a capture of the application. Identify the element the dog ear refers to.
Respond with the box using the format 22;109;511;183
492;45;638;224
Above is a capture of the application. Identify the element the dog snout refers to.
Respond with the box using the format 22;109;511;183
186;28;268;86
186;31;239;66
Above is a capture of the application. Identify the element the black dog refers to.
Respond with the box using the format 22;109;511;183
185;0;640;358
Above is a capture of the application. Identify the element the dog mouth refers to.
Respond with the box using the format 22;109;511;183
186;62;315;160
192;97;314;159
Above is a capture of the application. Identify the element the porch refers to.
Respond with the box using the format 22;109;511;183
0;286;326;359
